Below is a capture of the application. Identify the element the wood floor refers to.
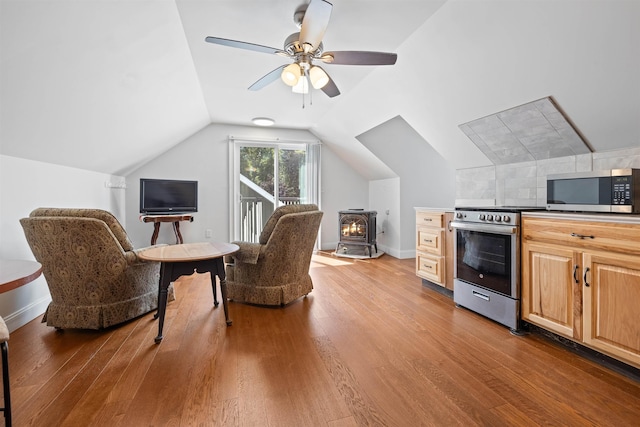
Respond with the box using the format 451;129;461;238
5;252;640;426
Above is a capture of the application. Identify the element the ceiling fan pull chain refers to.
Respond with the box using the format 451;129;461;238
302;71;308;109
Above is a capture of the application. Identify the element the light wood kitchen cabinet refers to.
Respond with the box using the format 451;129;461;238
522;214;640;369
522;241;581;340
415;209;454;290
582;251;640;367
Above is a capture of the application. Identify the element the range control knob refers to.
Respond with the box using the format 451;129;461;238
479;214;486;220
502;215;511;222
456;212;463;219
486;214;493;221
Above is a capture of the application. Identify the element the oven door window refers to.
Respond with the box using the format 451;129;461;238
456;229;512;296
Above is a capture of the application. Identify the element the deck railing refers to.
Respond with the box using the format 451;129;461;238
239;197;301;242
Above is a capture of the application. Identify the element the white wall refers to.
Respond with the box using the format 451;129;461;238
396;0;640;170
125;123;369;252
358;116;456;258
369;178;401;257
0;155;125;331
319;146;369;251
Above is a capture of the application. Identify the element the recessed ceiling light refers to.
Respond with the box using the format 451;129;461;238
252;117;275;127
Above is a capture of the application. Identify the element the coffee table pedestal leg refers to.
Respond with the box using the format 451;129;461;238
154;258;232;343
219;272;232;326
154;262;173;343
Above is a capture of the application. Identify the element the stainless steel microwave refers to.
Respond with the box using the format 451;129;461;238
546;169;640;213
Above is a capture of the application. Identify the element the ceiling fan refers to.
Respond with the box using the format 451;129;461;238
205;0;397;98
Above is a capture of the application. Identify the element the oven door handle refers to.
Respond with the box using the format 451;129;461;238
450;221;517;235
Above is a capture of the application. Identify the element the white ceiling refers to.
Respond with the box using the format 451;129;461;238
2;0;639;179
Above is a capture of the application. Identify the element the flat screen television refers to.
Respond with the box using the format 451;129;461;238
139;178;198;214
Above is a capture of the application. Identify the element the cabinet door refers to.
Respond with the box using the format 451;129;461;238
583;252;640;369
522;242;581;339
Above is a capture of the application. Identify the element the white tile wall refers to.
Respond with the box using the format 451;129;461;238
455;146;640;207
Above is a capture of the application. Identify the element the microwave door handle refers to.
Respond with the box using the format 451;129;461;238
450;221;517;235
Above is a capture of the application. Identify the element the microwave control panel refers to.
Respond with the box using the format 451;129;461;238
612;176;632;205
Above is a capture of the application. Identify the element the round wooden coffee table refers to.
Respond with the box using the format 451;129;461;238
138;242;239;343
0;259;43;293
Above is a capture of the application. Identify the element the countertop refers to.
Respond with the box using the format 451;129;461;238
522;210;640;224
414;207;454;212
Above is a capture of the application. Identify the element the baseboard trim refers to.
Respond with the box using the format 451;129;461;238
4;296;50;333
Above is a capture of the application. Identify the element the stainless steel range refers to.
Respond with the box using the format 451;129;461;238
451;207;542;333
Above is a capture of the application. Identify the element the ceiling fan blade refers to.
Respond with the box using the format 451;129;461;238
248;65;287;91
321;51;397;66
321;72;340;98
205;36;282;55
299;0;332;52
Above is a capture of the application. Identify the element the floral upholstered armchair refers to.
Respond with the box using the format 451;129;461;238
225;204;323;306
20;208;172;329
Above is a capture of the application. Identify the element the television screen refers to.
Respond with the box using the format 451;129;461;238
140;178;198;214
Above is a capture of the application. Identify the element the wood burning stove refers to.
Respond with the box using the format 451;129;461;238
336;210;377;257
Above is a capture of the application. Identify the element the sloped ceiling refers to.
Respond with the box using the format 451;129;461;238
1;1;639;178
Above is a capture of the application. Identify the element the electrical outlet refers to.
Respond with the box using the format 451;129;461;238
205;229;212;238
385;209;390;215
104;180;127;189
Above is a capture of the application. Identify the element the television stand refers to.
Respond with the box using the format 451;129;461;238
140;214;194;245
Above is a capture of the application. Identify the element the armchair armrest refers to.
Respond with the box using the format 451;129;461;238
230;241;263;264
126;244;168;264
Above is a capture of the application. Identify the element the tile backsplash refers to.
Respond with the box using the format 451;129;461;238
455;147;640;207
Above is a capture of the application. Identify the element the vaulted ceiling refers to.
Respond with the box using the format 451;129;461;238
2;1;639;180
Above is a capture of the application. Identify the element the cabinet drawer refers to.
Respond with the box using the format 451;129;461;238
522;217;640;256
417;228;443;255
416;211;444;228
416;253;444;284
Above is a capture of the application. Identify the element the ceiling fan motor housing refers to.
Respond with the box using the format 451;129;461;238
284;32;323;56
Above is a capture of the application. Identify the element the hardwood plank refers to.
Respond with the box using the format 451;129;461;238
4;252;639;426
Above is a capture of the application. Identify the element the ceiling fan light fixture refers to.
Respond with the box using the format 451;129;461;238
309;66;329;89
291;76;309;94
281;63;301;86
